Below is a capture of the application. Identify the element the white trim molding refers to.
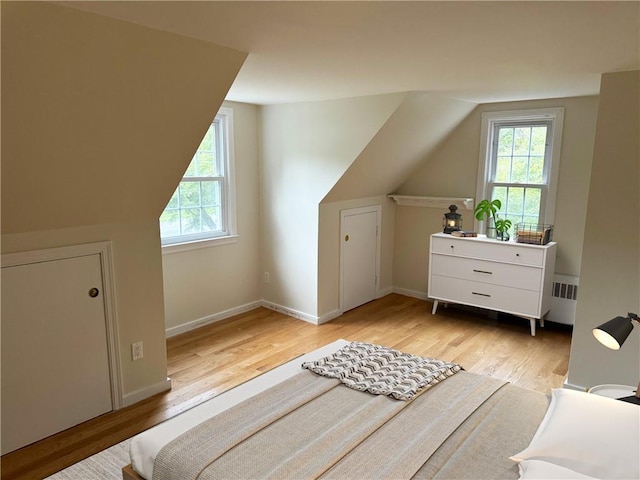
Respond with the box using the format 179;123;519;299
261;300;320;325
392;286;429;301
388;195;474;210
165;300;262;337
122;377;172;407
476;107;564;232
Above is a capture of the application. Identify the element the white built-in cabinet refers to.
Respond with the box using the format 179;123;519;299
428;233;557;336
1;242;120;454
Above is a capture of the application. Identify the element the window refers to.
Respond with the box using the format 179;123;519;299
476;108;564;230
160;107;236;248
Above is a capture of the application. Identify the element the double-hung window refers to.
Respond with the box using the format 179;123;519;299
160;107;236;248
476;108;564;231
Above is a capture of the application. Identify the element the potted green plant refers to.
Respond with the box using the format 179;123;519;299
473;199;501;238
495;217;512;241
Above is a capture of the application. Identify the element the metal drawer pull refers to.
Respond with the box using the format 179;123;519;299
472;292;491;297
473;269;493;275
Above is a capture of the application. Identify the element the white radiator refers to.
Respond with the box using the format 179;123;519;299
546;274;579;326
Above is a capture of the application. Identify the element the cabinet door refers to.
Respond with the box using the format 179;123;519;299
1;254;113;454
341;207;379;312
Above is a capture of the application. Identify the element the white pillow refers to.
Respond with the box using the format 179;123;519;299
511;388;639;480
518;460;596;479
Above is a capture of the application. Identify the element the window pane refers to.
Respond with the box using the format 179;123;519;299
179;182;200;207
524;188;542;216
160;110;235;244
197;151;215;176
530;126;547;155
497;128;513;155
184;158;197;177
202;207;220;232
198;125;214;151
511;157;528;183
181;208;201;234
507;187;524;215
159;209;180;237
166;189;179;209
505;213;521;227
529;156;544;183
495;156;511;182
514;127;531;155
201;181;221;207
492;186;507;207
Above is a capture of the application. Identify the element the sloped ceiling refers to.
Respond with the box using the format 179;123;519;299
1;2;247;234
323;93;476;203
64;1;639;104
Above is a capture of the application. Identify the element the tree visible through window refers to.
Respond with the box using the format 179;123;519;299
160;108;235;246
477;108;564;234
491;122;550;226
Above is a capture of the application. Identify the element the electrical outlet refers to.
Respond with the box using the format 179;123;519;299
264;271;270;283
132;341;144;361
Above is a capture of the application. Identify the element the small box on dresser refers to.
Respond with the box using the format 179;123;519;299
428;233;557;336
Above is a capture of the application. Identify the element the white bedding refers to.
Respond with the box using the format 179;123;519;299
130;339;350;480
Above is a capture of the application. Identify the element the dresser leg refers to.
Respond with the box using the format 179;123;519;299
540;316;545;328
432;300;439;315
529;319;536;336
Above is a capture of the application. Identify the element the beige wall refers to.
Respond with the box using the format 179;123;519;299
260;94;405;318
1;3;246;400
393;96;599;295
567;71;639;389
1;221;167;397
324;93;476;203
1;2;246;233
162;102;262;332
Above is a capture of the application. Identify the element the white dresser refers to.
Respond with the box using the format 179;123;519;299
428;233;557;336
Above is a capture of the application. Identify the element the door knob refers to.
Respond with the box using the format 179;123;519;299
88;287;100;298
345;235;349;242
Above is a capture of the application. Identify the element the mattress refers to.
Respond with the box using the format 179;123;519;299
130;339;351;479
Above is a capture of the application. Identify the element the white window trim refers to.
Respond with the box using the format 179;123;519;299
475;107;564;232
161;107;237;252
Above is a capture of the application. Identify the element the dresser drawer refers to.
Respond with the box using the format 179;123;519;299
430;254;542;291
431;236;544;266
429;275;540;317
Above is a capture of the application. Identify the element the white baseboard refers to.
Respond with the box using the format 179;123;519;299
122;377;172;408
165;289;431;337
393;287;428;300
261;300;320;325
165;300;262;338
318;309;342;324
377;286;394;298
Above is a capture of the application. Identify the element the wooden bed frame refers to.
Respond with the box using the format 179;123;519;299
122;464;143;480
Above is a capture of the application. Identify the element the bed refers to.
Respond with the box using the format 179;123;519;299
122;339;639;480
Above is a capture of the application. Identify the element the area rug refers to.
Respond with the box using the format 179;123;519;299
44;438;131;480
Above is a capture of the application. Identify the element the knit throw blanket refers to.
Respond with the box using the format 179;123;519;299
154;370;504;480
302;341;462;400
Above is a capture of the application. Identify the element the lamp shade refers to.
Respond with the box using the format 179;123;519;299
592;316;634;350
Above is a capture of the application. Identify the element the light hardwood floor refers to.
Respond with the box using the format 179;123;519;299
1;294;572;480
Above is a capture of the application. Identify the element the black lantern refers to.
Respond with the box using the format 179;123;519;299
443;204;462;234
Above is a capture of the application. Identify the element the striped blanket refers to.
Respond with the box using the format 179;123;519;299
302;341;462;400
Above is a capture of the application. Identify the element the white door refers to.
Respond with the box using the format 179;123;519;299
1;254;113;454
341;206;380;312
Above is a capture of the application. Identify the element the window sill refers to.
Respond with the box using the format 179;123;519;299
161;235;239;255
